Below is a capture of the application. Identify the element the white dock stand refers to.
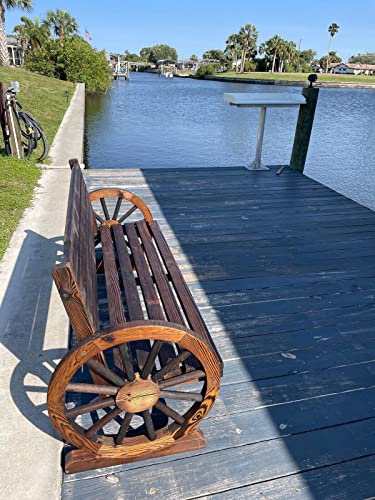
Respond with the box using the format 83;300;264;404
224;93;306;171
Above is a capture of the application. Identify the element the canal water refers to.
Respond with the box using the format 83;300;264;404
86;72;375;210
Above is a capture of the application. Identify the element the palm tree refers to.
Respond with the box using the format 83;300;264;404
278;40;297;72
44;9;78;38
259;35;283;73
0;0;32;65
238;24;258;73
14;15;49;52
225;33;242;72
326;22;339;72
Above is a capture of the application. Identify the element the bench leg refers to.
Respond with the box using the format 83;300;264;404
64;428;206;474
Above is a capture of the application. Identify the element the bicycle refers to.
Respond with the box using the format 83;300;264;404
1;81;49;161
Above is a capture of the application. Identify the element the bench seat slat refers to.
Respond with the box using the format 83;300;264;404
101;225;125;325
148;221;223;371
136;220;184;369
112;224;144;321
124;222;165;370
136;220;185;325
124;223;165;321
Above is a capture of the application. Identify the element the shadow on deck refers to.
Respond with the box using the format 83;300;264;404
64;166;375;499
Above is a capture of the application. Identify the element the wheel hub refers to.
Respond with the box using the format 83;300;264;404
116;373;160;413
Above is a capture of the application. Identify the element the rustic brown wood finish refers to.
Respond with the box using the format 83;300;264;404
48;160;222;473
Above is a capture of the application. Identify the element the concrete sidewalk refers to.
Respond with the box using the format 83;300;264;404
49;83;86;167
0;81;86;499
0;169;71;499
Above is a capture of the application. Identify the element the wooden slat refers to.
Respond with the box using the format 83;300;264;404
148;220;223;371
136;220;185;325
112;224;143;320
124;223;165;321
100;225;125;325
136;220;183;368
123;222;166;370
112;223;151;372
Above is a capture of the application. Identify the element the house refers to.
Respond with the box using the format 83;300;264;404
175;59;198;71
7;36;24;66
311;62;323;73
156;59;177;67
330;62;375;75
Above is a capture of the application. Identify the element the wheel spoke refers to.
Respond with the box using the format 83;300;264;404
118;343;135;382
86;359;125;387
113;197;123;220
66;397;115;418
100;197;110;220
153;350;192;382
158;370;205;389
159;390;203;402
66;383;119;395
142;410;156;441
93;211;105;224
115;412;133;445
118;205;137;223
85;407;123;437
155;401;185;425
141;340;163;379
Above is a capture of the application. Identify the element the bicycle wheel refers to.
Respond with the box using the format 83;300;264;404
18;111;34;157
24;113;49;161
5;96;23;159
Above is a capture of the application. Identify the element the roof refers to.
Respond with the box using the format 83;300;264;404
7;36;21;47
330;62;375;70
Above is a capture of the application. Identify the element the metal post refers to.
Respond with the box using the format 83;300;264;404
248;105;269;170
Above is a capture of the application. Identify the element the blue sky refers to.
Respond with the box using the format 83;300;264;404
5;0;374;61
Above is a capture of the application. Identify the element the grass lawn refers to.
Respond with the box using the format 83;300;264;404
215;71;375;84
0;67;74;259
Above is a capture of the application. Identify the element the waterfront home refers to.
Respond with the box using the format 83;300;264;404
176;59;199;71
157;59;177;68
7;36;23;66
311;62;323;73
330;62;375;75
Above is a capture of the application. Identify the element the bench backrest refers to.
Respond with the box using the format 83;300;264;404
52;162;99;341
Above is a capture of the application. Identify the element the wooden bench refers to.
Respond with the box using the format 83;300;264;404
47;160;223;473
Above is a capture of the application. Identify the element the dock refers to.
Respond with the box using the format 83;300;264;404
63;165;375;498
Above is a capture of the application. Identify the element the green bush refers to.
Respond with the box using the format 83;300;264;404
25;36;112;93
244;60;256;72
195;64;216;78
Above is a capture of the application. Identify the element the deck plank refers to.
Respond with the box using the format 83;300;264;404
62;166;375;499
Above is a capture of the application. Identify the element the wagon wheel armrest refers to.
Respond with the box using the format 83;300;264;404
88;188;153;223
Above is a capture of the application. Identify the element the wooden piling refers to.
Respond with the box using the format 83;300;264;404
289;85;319;172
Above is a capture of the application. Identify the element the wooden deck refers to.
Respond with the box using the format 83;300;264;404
63;166;375;499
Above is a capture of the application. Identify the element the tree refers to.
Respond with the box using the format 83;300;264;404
326;22;339;72
225;33;242;72
278;40;297;72
238;23;258;73
13;15;49;52
124;50;141;62
140;44;178;63
320;51;341;71
349;52;375;65
259;35;284;73
190;54;198;62
25;36;111;93
202;49;225;62
0;0;32;65
299;49;316;65
44;9;78;38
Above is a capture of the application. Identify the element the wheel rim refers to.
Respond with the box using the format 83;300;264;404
48;323;220;458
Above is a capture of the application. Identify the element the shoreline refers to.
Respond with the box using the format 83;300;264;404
203;75;375;90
